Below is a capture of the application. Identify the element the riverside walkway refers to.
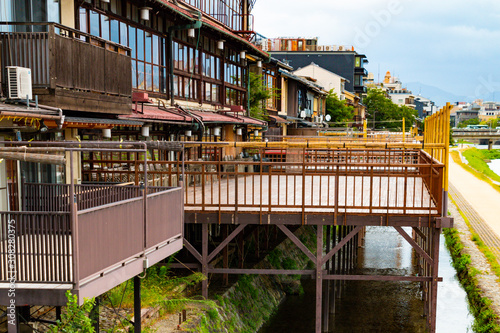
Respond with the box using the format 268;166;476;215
448;154;500;259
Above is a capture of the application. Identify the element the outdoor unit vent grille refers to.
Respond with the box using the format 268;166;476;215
7;66;32;100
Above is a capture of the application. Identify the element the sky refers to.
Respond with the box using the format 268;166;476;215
252;0;500;103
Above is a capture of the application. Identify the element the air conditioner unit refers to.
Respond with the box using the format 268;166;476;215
7;66;32;100
313;116;319;123
317;45;324;51
324;46;332;51
338;46;345;51
300;111;306;118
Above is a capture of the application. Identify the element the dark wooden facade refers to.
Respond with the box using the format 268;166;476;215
0;23;132;114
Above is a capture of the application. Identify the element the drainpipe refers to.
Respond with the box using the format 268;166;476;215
247;65;251;117
168;12;202;106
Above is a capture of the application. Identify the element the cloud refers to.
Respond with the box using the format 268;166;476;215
252;0;500;98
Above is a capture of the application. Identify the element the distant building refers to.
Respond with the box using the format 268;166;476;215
268;44;368;96
292;63;365;122
383;71;415;109
293;63;348;99
414;96;437;118
479;101;500;122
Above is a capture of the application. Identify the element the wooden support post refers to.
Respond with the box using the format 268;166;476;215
238;232;244;269
330;225;336;314
202;223;209;299
223;225;229;286
336;226;342;298
316;226;323;333
429;227;441;333
90;297;100;333
134;276;141;333
254;228;260;258
56;307;62;321
323;226;330;331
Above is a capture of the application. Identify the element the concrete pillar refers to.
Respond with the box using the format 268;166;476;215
60;0;76;29
65;129;81;185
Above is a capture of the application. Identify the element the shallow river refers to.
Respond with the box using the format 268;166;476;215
488;159;500;177
259;227;473;333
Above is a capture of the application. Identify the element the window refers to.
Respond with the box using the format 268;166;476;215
80;7;168;94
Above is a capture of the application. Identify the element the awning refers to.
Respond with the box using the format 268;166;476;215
120;105;193;124
0;102;64;127
188;110;267;126
121;105;267;127
51;117;144;129
268;115;290;124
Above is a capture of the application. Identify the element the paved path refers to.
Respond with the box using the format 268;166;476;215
448;154;500;259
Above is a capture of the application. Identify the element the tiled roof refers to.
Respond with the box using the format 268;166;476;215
188;110;266;126
64;117;143;127
120;105;193;123
121;105;266;126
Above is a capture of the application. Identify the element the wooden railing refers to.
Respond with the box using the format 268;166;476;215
0;22;131;97
83;148;444;217
0;211;72;283
22;183;171;212
0;185;182;285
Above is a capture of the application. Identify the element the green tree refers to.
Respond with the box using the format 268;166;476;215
457;118;480;128
248;72;272;120
50;291;95;333
325;90;354;124
364;88;417;130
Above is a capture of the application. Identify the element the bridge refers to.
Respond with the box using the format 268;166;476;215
452;129;500;149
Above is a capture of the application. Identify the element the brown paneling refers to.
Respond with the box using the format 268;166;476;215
77;198;144;280
146;189;183;248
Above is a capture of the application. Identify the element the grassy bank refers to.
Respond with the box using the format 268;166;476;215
186;226;316;332
450;150;500;195
443;227;500;332
462;148;500;183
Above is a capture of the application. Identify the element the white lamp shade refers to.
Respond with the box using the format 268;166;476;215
188;28;195;38
214;127;221;136
185;130;192;137
141;126;150;137
217;40;225;50
236;128;242;136
257;60;262;68
254;129;259;137
102;128;111;138
240;51;246;59
140;7;151;21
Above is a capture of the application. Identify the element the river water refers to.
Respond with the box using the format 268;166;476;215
488;159;500;177
259;227;473;333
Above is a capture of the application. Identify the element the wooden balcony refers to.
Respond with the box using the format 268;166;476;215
82;146;447;227
0;23;132;114
0;184;183;305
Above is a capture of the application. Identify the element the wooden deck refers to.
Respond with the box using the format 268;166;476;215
185;174;438;215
